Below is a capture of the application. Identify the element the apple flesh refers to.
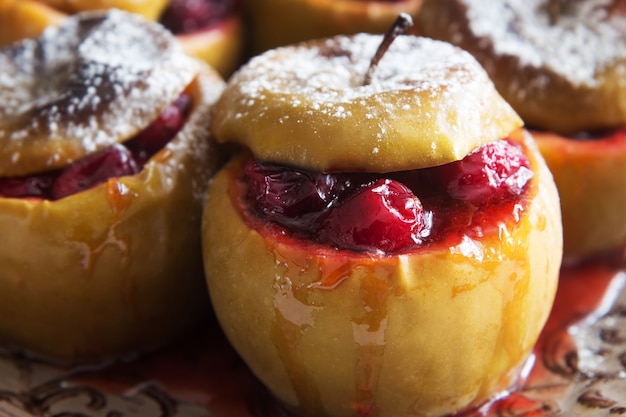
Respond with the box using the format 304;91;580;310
202;130;562;417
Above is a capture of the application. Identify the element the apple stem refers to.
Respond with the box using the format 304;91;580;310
548;0;560;25
608;0;626;18
363;13;414;86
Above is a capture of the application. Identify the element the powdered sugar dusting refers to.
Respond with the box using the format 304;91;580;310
231;33;488;122
462;0;626;86
0;9;198;176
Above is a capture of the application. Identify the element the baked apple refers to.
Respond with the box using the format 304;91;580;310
242;0;423;54
0;0;243;77
202;28;563;417
159;0;244;77
418;0;626;259
0;9;225;363
0;0;65;45
36;0;169;19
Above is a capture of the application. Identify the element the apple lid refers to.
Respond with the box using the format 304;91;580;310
211;33;522;173
0;9;199;177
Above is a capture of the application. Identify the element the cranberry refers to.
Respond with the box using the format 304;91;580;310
51;144;138;200
435;139;533;206
320;179;428;253
160;0;238;34
245;158;347;228
126;94;191;166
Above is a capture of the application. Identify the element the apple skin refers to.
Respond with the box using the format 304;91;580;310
0;0;65;46
0;67;226;364
243;0;423;54
533;129;626;259
176;16;245;78
39;0;169;19
201;130;562;417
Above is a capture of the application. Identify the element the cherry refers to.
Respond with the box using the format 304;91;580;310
0;172;56;199
126;94;191;166
435;139;533;206
160;0;238;34
242;139;533;253
51;144;138;200
0;95;188;201
244;159;347;228
320;179;428;253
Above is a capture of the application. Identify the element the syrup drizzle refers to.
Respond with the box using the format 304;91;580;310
352;265;399;417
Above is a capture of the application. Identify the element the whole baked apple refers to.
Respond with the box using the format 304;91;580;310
0;10;226;364
203;31;562;417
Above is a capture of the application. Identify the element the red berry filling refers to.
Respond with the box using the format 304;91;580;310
0;94;191;201
435;138;534;207
243;139;533;253
319;179;428;253
160;0;239;35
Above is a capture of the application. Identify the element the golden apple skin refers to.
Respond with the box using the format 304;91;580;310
202;131;562;417
243;0;423;54
0;0;64;46
0;68;225;364
211;35;523;173
0;0;166;46
39;0;168;19
177;16;245;78
533;129;626;259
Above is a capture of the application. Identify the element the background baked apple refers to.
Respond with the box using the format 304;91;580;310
0;10;226;363
242;0;423;54
418;0;626;260
159;0;244;77
0;0;243;77
203;32;562;417
533;129;626;259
